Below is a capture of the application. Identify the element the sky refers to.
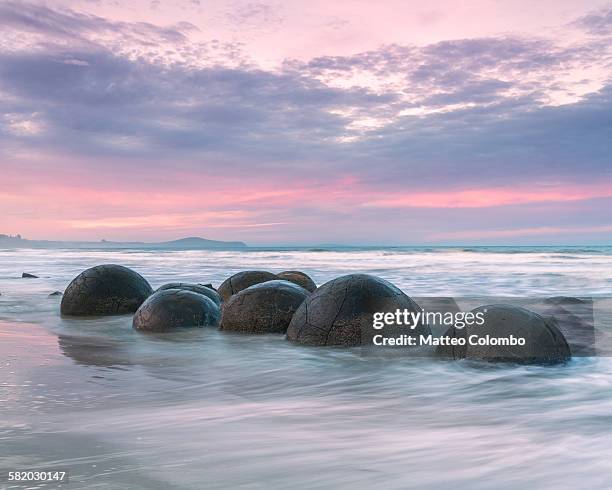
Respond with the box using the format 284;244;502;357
0;0;611;245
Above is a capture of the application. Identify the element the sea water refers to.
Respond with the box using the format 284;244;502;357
1;247;612;489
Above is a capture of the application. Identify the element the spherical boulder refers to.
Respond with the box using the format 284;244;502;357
220;280;308;334
217;270;278;301
61;264;153;316
541;297;595;356
156;282;221;306
287;274;428;346
277;270;316;292
133;289;220;332
438;304;571;364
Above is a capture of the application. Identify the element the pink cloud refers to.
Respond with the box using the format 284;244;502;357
2;150;611;243
362;184;612;209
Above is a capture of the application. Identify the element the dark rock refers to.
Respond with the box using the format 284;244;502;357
220;280;308;334
217;270;278;301
287;274;427;346
156;282;221;306
543;296;587;306
22;272;38;278
541;297;595;356
133;289;220;332
60;264;153;316
277;271;316;292
48;291;63;297
414;297;461;336
439;304;571;364
198;283;216;291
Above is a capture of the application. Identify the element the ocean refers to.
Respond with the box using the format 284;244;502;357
1;246;612;489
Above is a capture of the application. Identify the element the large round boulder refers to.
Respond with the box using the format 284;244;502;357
287;274;428;346
156;282;221;306
540;297;595;356
439;304;571;364
133;289;220;332
61;264;153;316
220;280;308;334
217;270;278;301
277;270;316;292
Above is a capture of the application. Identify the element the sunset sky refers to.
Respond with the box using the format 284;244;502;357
1;0;611;245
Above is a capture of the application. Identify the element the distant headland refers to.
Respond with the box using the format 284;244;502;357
0;234;248;250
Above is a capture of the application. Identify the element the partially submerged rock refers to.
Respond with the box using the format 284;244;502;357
220;280;308;334
22;272;38;278
414;297;462;336
541;297;595;356
277;271;316;292
48;291;63;297
156;282;221;306
61;264;153;316
438;304;571;364
133;289;220;332
287;274;427;346
217;270;278;301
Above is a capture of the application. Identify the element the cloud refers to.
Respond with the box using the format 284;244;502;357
0;2;611;242
0;30;610;189
225;2;283;31
0;1;195;44
572;7;612;36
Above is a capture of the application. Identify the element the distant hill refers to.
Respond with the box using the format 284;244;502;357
0;235;248;250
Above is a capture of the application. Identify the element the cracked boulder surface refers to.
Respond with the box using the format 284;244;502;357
133;289;221;332
217;270;278;302
287;274;426;347
277;271;317;292
156;282;221;306
61;264;153;316
220;280;308;334
438;304;571;364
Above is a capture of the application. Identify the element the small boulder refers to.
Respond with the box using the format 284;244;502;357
61;264;153;316
133;289;220;332
22;272;38;278
439;304;571;364
287;274;428;346
48;291;63;297
217;270;278;301
156;282;221;306
220;280;308;334
277;271;316;292
544;296;586;306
